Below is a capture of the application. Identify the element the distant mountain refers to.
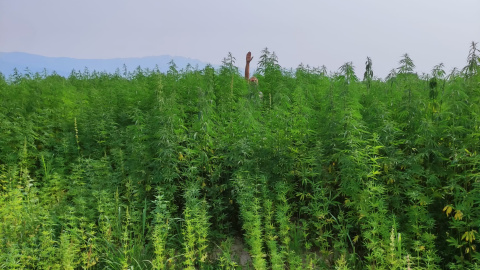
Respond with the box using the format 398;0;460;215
0;52;215;78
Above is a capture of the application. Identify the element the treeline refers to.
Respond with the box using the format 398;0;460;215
0;44;479;269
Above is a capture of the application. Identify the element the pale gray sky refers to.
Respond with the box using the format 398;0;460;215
1;0;479;77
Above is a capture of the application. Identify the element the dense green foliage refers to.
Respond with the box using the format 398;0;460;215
1;43;479;269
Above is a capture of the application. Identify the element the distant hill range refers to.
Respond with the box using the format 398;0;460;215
0;52;214;78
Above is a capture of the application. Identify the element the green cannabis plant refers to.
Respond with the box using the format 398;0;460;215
0;43;479;269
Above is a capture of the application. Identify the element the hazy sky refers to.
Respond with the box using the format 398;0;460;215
1;0;479;78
